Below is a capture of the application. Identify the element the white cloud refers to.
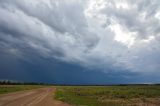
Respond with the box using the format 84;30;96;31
0;0;160;74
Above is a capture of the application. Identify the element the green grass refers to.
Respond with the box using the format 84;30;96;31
55;85;160;106
0;85;45;94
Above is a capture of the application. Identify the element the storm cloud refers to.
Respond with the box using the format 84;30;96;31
0;0;160;80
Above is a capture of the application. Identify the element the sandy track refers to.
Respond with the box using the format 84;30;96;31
0;87;71;106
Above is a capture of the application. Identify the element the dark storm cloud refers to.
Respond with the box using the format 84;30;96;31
0;0;99;64
0;0;160;83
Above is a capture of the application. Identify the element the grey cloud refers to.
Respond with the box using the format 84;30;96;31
0;0;160;76
0;0;99;64
98;0;160;39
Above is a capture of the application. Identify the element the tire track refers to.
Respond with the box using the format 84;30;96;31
0;87;71;106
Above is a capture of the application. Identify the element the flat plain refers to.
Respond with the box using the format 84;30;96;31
55;85;160;106
1;85;160;106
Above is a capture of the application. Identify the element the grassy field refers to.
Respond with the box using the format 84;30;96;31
0;85;44;94
55;85;160;106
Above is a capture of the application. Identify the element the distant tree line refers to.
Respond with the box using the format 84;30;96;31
1;80;160;86
0;80;51;85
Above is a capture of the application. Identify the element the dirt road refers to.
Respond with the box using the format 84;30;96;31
0;87;71;106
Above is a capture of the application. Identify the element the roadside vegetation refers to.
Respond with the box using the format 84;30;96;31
0;85;45;94
0;80;51;94
55;85;160;106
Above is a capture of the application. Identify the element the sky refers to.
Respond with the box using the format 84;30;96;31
0;0;160;84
